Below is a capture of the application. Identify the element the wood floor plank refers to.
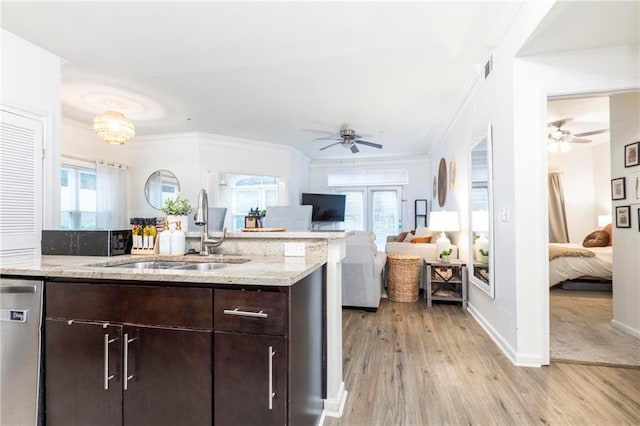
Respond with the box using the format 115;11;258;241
325;299;640;426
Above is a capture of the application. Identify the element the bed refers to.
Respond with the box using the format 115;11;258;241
549;243;613;288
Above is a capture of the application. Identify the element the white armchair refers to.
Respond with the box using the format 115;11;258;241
342;231;387;311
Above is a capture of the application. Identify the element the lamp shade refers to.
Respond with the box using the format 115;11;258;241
429;210;459;232
93;111;135;145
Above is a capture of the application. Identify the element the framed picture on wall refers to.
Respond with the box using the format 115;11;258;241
611;177;626;200
624;141;639;167
615;205;631;228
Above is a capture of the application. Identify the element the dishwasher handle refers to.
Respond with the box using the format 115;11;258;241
0;285;37;294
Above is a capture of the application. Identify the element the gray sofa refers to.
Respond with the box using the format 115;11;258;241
342;231;387;311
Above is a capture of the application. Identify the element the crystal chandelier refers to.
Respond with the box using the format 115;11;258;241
93;111;135;145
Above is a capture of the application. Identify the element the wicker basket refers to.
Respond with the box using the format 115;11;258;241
387;254;421;302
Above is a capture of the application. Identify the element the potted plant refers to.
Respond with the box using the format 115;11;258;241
439;248;452;263
160;196;192;233
479;248;489;264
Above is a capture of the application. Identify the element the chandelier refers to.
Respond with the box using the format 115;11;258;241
93;111;135;145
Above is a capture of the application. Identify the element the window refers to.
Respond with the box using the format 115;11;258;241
60;164;97;229
220;174;279;230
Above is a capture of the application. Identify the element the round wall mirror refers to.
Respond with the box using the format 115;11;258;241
144;169;180;210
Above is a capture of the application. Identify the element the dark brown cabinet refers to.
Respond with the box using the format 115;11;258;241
45;282;213;426
44;266;324;426
213;267;324;425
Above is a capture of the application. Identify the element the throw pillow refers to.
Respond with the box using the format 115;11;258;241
411;236;432;244
603;224;613;246
582;230;610;248
397;231;409;242
404;233;414;243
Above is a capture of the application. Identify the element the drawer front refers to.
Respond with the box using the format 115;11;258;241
46;282;120;322
214;289;286;335
46;282;213;330
122;285;212;330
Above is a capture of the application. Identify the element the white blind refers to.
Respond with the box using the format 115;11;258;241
327;169;408;187
0;110;43;258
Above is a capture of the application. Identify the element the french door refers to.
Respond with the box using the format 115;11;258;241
339;186;402;251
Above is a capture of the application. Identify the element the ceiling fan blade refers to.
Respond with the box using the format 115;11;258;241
315;137;341;141
319;142;341;150
354;140;383;149
350;144;359;154
574;129;608;137
569;138;591;143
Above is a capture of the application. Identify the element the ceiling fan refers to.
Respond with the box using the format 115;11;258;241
315;128;383;154
548;119;608;143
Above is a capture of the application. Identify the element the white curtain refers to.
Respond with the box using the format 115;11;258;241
96;161;128;229
548;172;570;243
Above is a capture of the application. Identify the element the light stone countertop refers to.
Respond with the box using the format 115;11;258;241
0;254;326;287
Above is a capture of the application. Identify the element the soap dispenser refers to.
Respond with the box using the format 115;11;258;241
170;221;186;255
158;220;172;255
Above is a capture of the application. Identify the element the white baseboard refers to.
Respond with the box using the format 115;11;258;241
323;381;348;419
611;319;640;339
467;302;543;367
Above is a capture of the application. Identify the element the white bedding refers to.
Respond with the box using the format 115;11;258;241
549;243;612;287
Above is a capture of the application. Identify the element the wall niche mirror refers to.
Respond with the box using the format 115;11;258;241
468;125;495;298
144;169;180;210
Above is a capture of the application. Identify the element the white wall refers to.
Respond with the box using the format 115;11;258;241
592;142;612;223
122;132;310;219
1;29;61;228
308;155;430;233
609;91;640;338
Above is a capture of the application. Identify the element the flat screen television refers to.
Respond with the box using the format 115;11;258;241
301;193;346;222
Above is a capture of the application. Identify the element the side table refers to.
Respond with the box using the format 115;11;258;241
425;260;467;310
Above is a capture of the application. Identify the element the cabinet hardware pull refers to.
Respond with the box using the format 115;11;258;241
268;346;276;410
104;333;116;390
223;308;268;318
0;285;36;294
123;333;137;391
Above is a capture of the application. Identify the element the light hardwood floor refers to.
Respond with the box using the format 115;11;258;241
325;299;640;426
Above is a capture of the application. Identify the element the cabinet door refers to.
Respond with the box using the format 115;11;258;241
214;332;286;426
122;326;212;426
45;319;122;426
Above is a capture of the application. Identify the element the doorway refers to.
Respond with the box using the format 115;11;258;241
546;94;639;367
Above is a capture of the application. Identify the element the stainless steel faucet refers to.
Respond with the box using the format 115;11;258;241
194;189;226;255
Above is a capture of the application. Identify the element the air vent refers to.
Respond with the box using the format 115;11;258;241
484;55;494;79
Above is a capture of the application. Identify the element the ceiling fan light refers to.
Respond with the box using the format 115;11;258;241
93;111;135;145
559;141;571;152
549;129;564;140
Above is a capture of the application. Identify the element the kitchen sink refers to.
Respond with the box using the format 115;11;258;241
171;263;227;271
105;258;249;270
109;261;189;269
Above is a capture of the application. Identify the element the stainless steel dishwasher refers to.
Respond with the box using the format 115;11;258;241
0;278;43;426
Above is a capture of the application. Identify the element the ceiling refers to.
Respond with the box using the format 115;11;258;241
1;2;638;160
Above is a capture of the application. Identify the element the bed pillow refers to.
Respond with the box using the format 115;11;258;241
582;230;610;247
603;224;613;246
411;236;432;244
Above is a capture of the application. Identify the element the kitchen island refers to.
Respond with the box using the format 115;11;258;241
1;231;349;425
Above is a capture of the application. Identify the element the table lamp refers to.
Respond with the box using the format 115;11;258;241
429;210;459;258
